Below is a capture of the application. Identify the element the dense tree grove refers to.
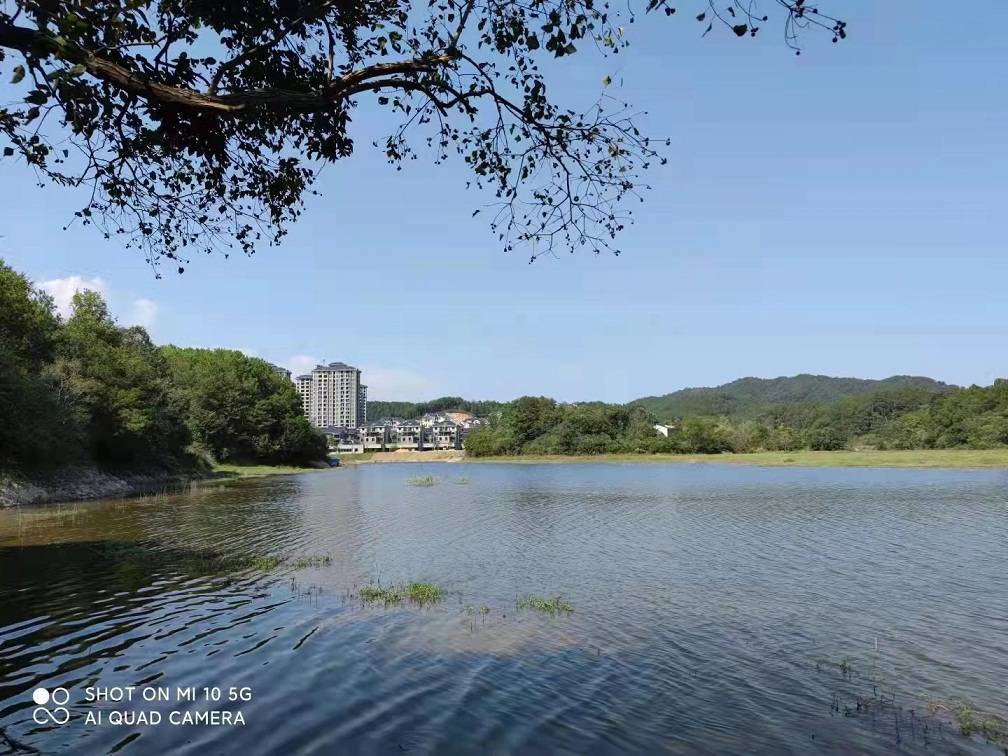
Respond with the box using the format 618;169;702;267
163;347;325;464
464;385;1008;457
0;259;325;470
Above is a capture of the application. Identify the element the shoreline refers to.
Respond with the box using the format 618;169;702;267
5;448;1005;506
0;462;333;507
344;448;1008;470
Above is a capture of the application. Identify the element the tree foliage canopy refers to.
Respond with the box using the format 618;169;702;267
463;383;1008;457
0;0;845;270
163;346;326;463
0;257;326;469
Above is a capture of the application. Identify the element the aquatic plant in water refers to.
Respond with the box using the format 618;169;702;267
407;475;439;487
357;582;444;606
929;698;1008;743
818;647;1008;750
516;595;574;616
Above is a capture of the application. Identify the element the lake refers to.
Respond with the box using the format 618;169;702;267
1;463;1006;754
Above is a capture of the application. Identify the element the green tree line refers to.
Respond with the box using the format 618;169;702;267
366;397;504;422
464;384;1008;457
0;260;325;471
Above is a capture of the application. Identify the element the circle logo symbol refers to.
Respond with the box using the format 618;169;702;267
32;686;70;726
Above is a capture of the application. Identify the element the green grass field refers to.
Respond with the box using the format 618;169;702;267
470;449;1008;469
209;463;332;479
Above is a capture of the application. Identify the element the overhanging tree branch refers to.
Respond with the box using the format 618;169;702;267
0;1;847;272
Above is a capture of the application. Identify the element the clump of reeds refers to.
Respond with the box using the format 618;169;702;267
407;475;439;487
357;581;444;606
515;594;574;616
288;554;333;570
404;582;444;604
929;698;1008;742
357;585;402;604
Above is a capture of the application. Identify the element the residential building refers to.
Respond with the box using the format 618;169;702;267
296;361;367;429
295;374;312;416
354;417;470;451
321;426;364;454
430;421;461;450
362;423;390;451
394;420;422;449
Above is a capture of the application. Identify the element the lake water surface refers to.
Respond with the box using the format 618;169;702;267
1;463;1006;754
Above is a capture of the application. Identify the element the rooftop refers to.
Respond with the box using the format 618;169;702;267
314;361;358;372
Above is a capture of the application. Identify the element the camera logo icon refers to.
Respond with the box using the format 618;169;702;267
32;687;70;725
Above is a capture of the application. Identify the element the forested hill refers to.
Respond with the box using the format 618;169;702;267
631;374;951;421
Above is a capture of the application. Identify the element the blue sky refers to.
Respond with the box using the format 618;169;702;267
1;1;1005;401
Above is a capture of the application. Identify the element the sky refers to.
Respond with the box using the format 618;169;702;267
1;1;1006;402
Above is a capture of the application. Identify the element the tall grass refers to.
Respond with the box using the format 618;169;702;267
407;475;439;487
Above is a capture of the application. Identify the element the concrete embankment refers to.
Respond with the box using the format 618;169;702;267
0;466;196;507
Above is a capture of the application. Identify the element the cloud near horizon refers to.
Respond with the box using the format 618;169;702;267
359;366;436;401
39;275;107;318
129;298;158;329
281;356;435;400
39;275;160;331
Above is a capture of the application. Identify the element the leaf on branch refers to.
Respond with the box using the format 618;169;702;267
11;65;25;84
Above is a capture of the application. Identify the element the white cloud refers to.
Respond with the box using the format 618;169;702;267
129;298;158;329
39;275;107;318
361;366;435;401
285;354;319;377
237;346;260;358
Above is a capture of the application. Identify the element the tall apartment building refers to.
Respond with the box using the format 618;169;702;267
294;361;367;428
295;374;312;416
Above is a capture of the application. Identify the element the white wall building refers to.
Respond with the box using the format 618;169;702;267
295;361;366;429
295;374;312;416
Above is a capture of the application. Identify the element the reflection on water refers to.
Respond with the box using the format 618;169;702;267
1;463;1007;754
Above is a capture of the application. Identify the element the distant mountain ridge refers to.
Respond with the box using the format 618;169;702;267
631;374;952;421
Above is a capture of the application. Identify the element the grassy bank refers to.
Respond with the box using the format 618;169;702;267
333;452;375;465
209;463;333;479
211;449;1008;474
469;448;1008;469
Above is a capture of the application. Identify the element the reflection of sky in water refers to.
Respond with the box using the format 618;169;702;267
1;464;1006;754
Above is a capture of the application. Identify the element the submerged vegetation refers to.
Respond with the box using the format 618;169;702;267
819;650;1008;751
97;541;331;575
